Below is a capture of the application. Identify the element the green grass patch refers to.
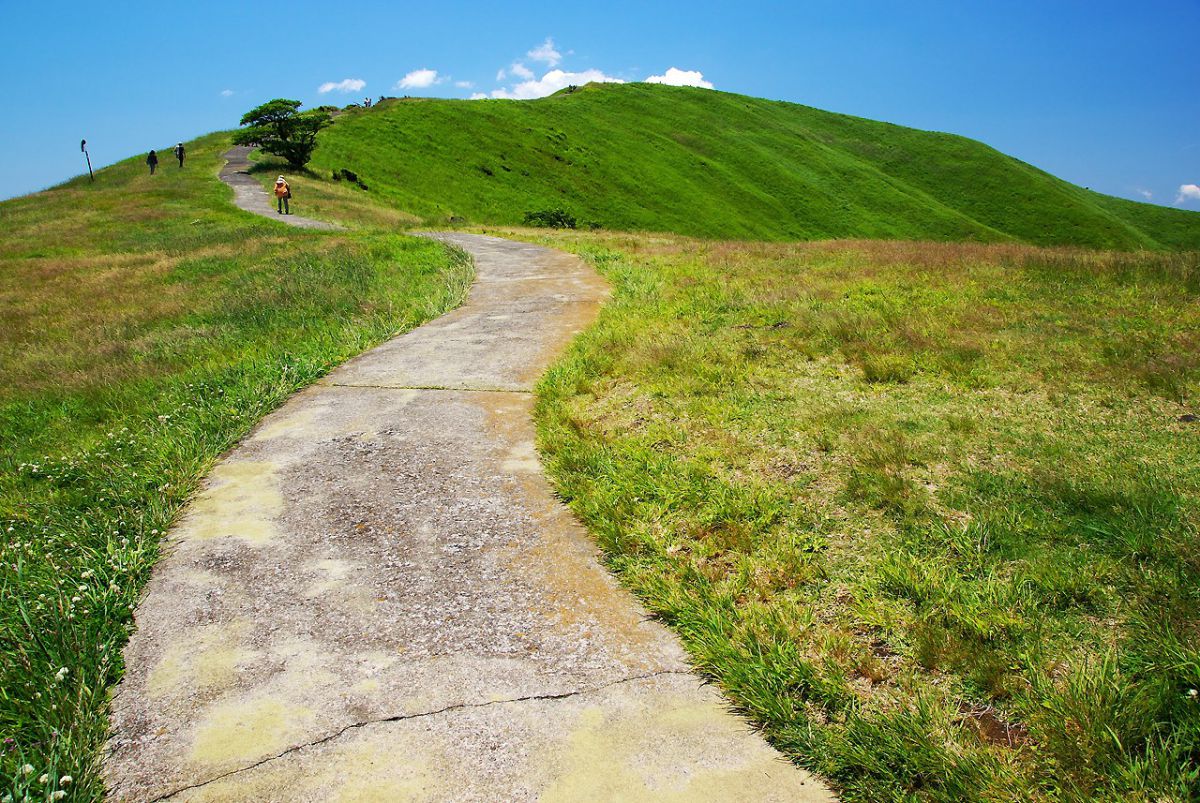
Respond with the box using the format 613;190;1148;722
526;230;1200;801
306;83;1200;249
0;133;472;799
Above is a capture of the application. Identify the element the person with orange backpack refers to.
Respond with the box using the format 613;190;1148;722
274;175;291;214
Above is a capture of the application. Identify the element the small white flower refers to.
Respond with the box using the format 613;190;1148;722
55;666;69;681
21;763;33;774
1189;688;1198;698
53;792;66;800
60;775;73;785
38;774;48;784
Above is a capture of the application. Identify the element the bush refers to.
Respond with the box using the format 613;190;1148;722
331;168;368;190
523;208;577;229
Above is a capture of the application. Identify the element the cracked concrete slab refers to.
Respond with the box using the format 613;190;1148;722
163;673;822;803
105;234;834;801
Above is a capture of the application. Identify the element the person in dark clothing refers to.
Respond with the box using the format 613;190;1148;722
146;150;158;175
174;143;185;168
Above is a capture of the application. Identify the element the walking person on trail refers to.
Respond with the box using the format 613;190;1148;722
274;175;291;214
174;142;185;168
146;149;158;175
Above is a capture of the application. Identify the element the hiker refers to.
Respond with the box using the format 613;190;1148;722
274;175;291;214
146;150;158;175
174;142;185;168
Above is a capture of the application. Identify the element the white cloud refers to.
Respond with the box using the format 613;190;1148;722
1135;188;1153;200
396;69;442;90
470;92;488;100
490;68;624;100
455;80;474;89
644;67;714;89
527;38;562;66
496;68;507;81
510;62;534;80
1176;183;1200;205
219;89;234;97
318;78;366;94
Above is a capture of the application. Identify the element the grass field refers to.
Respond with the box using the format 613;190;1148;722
523;230;1200;800
309;83;1200;250
3;80;1199;801
0;134;472;800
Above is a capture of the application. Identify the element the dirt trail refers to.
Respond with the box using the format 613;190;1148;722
105;227;835;800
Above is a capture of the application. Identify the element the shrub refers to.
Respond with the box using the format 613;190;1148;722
331;168;368;190
523;208;577;229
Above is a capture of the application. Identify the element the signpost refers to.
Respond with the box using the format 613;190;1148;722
81;139;94;182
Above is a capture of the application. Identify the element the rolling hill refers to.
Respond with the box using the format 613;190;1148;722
309;82;1199;250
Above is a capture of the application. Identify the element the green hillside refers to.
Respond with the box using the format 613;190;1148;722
0;134;471;800
310;82;1199;249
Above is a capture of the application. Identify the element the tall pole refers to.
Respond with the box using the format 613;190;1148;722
81;139;94;182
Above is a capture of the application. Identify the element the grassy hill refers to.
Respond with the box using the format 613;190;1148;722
2;82;1197;800
309;82;1200;250
0;133;471;800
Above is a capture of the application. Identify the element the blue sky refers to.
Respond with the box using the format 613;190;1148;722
1;0;1197;207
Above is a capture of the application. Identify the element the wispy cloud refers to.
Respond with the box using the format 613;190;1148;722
396;69;442;90
1135;188;1153;200
489;68;624;100
645;68;714;89
527;38;562;67
318;78;366;94
219;89;234;98
510;62;534;80
455;80;474;89
1176;183;1200;205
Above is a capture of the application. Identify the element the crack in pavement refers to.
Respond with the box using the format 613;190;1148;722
152;669;696;802
317;381;533;393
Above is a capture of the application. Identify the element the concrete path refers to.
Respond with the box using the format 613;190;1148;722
105;231;835;801
218;146;340;230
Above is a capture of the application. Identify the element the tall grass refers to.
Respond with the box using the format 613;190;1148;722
528;230;1200;801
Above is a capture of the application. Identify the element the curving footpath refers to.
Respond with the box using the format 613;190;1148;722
218;146;340;230
103;160;835;801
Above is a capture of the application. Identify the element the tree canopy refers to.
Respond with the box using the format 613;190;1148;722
232;99;331;169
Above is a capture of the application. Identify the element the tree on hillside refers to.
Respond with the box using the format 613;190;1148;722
232;99;331;169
